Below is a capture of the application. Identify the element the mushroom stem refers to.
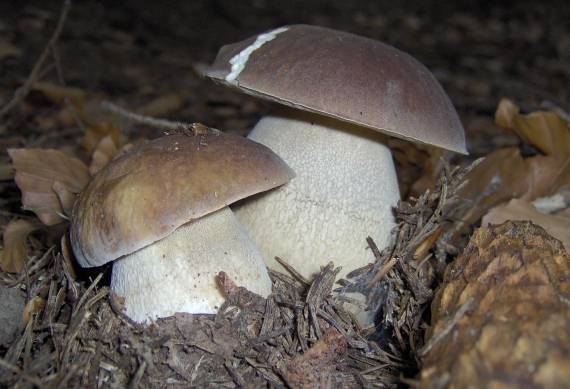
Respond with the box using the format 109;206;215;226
111;207;272;323
234;108;400;281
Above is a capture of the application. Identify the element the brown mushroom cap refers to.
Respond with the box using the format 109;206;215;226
70;129;295;268
205;25;467;154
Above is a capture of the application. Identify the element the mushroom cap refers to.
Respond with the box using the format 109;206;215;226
70;129;295;268
205;24;467;154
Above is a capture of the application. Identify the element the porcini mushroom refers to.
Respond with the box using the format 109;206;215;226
70;127;294;323
204;25;466;283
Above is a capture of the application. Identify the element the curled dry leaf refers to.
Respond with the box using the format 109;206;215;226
421;221;570;388
524;154;570;200
82;122;123;155
1;219;42;273
89;134;119;175
451;148;570;242
495;97;570;156
482;198;570;249
8;148;90;225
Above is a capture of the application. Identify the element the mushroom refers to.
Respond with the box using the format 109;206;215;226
204;25;466;283
70;127;294;323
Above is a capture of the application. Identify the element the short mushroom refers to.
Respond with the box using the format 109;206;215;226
204;25;466;282
70;127;294;323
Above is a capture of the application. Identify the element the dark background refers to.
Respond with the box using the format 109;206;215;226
1;0;569;150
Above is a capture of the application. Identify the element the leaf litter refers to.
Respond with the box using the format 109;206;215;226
1;1;570;388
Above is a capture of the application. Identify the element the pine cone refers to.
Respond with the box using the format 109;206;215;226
420;221;570;389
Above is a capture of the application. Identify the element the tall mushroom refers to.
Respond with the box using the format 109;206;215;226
70;127;294;323
204;25;466;282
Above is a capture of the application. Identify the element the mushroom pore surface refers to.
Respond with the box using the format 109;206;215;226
234;109;400;281
111;207;272;323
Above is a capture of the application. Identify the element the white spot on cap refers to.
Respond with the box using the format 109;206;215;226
225;27;289;85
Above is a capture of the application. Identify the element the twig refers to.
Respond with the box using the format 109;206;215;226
109;291;144;331
72;272;103;315
0;357;44;387
274;256;310;286
366;236;383;261
0;0;72;118
50;43;86;131
129;360;147;389
101;101;189;129
418;297;474;357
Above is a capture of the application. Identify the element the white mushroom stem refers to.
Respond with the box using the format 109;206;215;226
111;207;272;323
234;109;400;282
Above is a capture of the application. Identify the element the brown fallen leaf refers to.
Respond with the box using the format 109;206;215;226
1;219;42;273
523;154;570;200
21;296;46;327
8;148;90;225
89;134;119;175
449;148;570;244
453;148;527;228
388;138;445;198
32;81;87;111
495;97;570;156
482;198;570;249
278;329;348;388
421;221;570;388
81;122;124;155
136;93;185;118
533;187;570;213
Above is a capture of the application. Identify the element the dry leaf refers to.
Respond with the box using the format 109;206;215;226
455;148;527;225
495;97;570;156
523;154;570;200
482;199;570;249
136;93;185;117
1;219;42;273
388;138;444;197
52;180;77;216
32;81;87;110
455;148;570;234
21;296;46;327
82;123;123;154
8;148;90;225
89;134;119;175
533;188;570;213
